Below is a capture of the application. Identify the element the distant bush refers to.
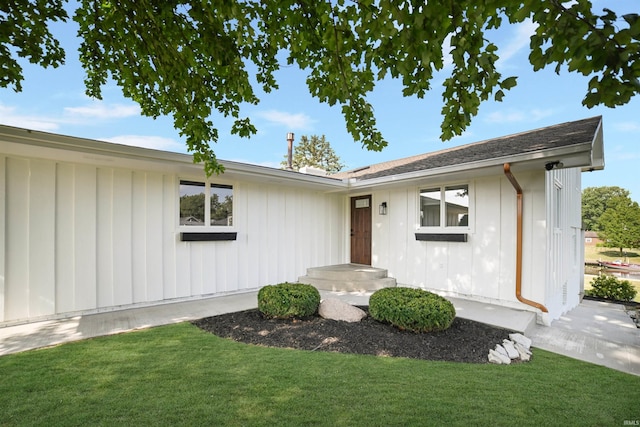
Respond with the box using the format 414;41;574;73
257;283;320;319
369;287;456;333
585;275;637;302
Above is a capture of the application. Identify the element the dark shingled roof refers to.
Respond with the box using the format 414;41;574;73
332;116;602;181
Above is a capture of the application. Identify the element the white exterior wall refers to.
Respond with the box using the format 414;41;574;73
370;171;548;313
0;153;345;324
544;168;583;319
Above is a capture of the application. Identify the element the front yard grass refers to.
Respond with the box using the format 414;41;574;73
1;323;638;426
585;245;640;264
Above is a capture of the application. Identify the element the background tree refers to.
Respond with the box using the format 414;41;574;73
280;135;344;174
180;193;205;222
211;193;233;226
597;195;640;254
582;186;630;231
3;1;639;175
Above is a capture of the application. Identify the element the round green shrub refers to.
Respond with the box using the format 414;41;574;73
585;275;637;301
369;287;456;333
257;282;321;319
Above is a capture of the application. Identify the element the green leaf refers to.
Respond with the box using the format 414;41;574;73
3;0;639;176
500;76;517;90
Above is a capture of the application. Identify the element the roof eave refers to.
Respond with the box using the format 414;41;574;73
0;125;347;191
347;142;597;189
584;117;605;172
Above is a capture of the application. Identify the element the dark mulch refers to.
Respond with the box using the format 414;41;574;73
192;307;517;364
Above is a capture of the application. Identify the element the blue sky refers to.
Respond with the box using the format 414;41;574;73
1;1;638;202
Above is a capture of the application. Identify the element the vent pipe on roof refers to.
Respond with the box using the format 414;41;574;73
286;132;294;170
503;163;549;315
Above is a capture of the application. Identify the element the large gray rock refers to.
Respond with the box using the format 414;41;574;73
319;298;367;322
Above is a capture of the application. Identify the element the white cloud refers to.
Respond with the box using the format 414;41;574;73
441;19;537;71
442;34;453;68
64;102;140;119
100;135;185;153
257;110;315;130
485;108;553;124
613;121;640;132
0;104;60;131
485;110;525;123
228;158;281;168
0;100;142;131
497;20;538;66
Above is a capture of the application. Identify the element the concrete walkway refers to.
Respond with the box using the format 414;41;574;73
1;291;638;376
528;299;640;376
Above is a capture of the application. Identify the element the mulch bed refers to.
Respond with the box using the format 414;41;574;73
192;307;517;364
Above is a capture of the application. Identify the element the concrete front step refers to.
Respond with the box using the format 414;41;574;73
298;264;397;292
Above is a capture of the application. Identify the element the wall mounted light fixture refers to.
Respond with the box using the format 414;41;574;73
379;202;388;215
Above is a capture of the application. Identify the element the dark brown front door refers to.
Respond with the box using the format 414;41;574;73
350;195;372;265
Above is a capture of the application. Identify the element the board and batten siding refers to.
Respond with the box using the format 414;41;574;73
0;154;345;324
370;171;549;312
544;168;583;319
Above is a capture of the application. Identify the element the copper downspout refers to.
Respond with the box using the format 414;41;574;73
503;163;549;313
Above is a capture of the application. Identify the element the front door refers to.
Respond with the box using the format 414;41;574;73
350;195;372;265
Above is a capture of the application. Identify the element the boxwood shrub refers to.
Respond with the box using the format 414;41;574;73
585;275;637;301
369;287;456;332
257;282;321;319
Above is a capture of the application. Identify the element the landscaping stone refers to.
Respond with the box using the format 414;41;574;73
502;339;520;359
487;334;533;364
488;349;505;364
495;344;510;359
509;333;532;350
489;348;511;364
515;343;532;362
318;298;367;322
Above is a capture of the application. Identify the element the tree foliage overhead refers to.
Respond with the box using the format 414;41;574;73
2;1;640;175
1;1;68;92
280;134;344;174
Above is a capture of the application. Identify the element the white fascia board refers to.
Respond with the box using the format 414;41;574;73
585;118;605;172
0;125;347;191
0;124;191;163
220;160;347;191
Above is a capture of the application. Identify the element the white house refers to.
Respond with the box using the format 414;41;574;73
0;116;604;326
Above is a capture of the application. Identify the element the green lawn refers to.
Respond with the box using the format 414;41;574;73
585;245;640;263
1;323;638;426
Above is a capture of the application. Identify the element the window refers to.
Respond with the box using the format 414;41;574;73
419;184;469;228
180;180;233;227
